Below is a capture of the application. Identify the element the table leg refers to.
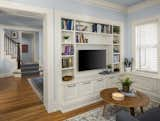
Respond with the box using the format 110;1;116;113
130;107;135;116
103;104;106;116
140;107;144;113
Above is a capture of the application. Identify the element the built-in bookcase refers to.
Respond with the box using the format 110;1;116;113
61;18;122;82
61;18;75;81
113;25;121;72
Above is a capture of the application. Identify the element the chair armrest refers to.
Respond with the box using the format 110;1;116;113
116;111;139;121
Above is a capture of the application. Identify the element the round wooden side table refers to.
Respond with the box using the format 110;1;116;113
100;88;150;116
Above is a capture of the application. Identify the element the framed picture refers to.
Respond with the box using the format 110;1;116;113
22;44;28;53
11;32;18;39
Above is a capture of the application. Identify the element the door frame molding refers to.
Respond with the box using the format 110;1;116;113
0;1;56;113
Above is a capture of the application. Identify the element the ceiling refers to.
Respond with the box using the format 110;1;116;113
104;0;146;7
0;9;43;29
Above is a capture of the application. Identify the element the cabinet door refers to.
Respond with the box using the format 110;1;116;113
77;81;93;96
63;84;77;101
94;79;105;92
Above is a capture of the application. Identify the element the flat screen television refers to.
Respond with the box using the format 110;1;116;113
78;50;106;71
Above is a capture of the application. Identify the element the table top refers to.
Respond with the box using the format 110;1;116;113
100;88;150;108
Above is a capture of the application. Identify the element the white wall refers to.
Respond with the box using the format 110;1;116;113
127;4;160;58
21;33;34;63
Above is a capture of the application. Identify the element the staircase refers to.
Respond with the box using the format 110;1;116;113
4;34;42;77
4;34;21;69
21;63;40;77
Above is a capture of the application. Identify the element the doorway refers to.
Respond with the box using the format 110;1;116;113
0;1;55;113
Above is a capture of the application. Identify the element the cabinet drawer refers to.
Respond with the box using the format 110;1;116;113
77;81;93;96
94;79;105;92
63;84;77;101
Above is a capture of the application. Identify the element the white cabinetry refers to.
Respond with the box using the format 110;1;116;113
93;79;105;92
77;81;93;96
63;83;77;101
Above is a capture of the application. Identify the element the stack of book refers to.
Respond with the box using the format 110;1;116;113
92;24;97;32
62;19;74;30
92;24;112;34
62;46;74;55
76;33;88;43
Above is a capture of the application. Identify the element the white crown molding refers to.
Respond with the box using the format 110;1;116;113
74;0;160;14
74;0;127;13
128;0;160;13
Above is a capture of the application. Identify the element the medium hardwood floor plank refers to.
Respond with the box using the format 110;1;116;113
0;76;104;121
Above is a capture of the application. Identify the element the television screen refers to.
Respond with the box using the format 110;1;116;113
78;50;106;71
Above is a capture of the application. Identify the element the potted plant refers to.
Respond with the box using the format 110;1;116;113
63;35;70;43
120;77;133;93
124;58;133;72
107;64;112;72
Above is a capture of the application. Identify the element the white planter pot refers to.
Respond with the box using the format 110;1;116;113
125;67;131;72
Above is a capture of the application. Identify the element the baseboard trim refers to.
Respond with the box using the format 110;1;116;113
61;96;101;113
28;79;43;101
0;73;13;78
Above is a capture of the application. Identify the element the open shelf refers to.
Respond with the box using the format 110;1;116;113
61;18;122;82
62;55;74;58
75;43;112;46
75;31;112;36
62;67;74;71
62;29;74;33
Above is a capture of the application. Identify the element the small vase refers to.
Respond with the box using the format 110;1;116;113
122;85;130;92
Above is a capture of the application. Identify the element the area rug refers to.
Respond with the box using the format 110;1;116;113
65;101;159;121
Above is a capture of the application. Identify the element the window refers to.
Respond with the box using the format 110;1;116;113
135;21;158;72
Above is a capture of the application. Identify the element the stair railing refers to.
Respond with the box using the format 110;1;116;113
4;34;21;69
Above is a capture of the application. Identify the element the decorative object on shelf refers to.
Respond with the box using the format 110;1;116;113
62;58;73;68
113;39;120;44
114;68;120;72
107;64;112;72
63;35;70;40
113;26;120;34
62;76;73;81
124;58;133;72
113;46;120;53
120;77;133;93
113;54;120;63
63;35;70;43
112;92;125;101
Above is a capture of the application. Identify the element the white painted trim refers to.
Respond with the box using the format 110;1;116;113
131;16;160;73
74;0;126;12
0;0;56;113
128;0;160;13
0;24;41;32
76;0;160;14
0;73;12;78
28;78;43;101
55;10;124;25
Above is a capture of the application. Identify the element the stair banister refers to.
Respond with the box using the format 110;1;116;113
4;34;21;69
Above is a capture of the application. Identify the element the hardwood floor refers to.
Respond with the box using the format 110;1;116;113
0;76;104;121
